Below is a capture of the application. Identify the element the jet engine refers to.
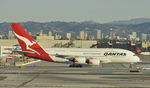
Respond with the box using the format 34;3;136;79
72;57;86;64
86;59;100;65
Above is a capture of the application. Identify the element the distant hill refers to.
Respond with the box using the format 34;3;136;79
107;18;150;24
0;21;150;39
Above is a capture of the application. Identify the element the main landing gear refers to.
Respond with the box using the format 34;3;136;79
129;63;140;72
69;63;83;67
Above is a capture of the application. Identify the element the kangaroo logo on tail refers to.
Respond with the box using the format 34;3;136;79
14;32;40;55
10;23;54;62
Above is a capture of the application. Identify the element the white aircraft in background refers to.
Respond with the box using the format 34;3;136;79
136;47;150;55
10;23;140;68
0;46;19;62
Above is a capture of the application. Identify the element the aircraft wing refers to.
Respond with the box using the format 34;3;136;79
54;53;76;59
141;52;150;55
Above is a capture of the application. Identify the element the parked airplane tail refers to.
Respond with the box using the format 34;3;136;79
10;23;54;62
136;47;142;55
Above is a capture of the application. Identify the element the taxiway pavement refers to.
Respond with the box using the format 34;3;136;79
0;61;150;88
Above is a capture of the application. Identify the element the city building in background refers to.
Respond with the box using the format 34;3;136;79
8;31;14;39
80;31;85;40
49;31;52;36
66;33;71;40
55;34;62;40
141;33;147;41
79;31;88;40
97;30;101;40
109;32;116;40
84;32;88;40
129;32;137;41
36;30;54;40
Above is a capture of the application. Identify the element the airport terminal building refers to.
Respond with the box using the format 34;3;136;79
0;39;97;56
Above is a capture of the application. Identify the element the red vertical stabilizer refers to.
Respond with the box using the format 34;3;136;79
136;47;142;55
10;23;54;62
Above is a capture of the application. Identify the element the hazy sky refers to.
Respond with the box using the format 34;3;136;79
0;0;150;23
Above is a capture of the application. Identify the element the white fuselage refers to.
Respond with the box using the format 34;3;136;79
141;52;150;55
44;48;140;64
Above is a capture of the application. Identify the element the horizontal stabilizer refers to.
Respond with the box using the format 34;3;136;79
13;50;34;55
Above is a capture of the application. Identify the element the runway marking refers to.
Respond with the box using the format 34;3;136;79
16;70;47;88
102;76;150;80
16;60;41;66
16;74;40;88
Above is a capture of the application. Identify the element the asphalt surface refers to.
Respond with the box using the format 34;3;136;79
0;60;150;88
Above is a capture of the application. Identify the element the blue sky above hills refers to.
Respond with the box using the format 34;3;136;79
1;0;150;23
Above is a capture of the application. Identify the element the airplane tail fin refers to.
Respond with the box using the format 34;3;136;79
10;23;54;62
136;47;142;55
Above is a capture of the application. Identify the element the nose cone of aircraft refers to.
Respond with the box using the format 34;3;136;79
134;56;141;62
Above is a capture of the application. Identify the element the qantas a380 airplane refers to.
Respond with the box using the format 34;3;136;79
10;23;140;67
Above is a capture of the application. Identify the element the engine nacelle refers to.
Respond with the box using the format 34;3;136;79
73;57;86;64
87;59;100;65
